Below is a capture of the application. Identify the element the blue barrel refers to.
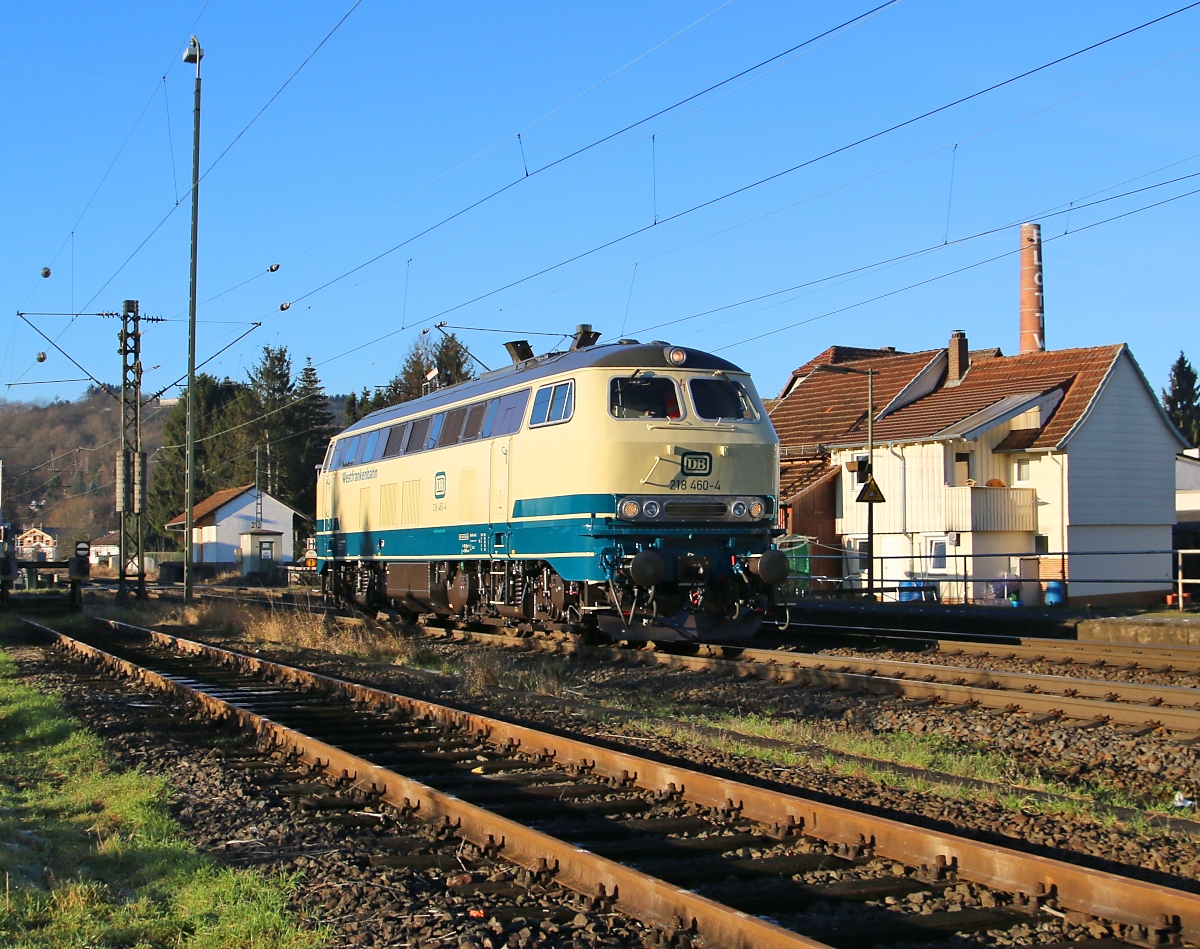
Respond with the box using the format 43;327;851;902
1044;581;1066;606
898;580;919;602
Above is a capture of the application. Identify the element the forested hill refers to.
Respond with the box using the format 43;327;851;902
0;388;167;541
0;334;474;548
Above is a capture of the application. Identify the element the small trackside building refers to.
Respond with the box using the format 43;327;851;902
165;484;306;573
771;334;1189;606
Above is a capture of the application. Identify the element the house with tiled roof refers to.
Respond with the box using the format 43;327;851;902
166;485;306;572
771;327;1187;606
14;526;62;561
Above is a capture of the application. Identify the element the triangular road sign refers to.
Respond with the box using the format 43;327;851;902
856;476;886;504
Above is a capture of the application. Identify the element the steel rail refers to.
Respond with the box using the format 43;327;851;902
697;643;1200;708
41;617;1200;942
128;586;1200;729
26;619;827;949
937;638;1200;674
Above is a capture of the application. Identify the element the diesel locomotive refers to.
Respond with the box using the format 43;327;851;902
316;326;788;640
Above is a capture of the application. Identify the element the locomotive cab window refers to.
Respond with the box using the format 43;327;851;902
688;378;758;421
530;381;574;427
341;435;362;467
610;376;681;419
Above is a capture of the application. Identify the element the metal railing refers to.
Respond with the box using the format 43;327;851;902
781;542;1200;608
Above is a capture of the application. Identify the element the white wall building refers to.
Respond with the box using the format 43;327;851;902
165;485;304;569
772;334;1188;606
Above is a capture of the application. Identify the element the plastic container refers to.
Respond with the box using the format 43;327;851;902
1044;580;1066;606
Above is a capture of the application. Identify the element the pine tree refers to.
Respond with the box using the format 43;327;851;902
360;332;478;416
1163;352;1200;447
146;374;243;545
291;358;336;516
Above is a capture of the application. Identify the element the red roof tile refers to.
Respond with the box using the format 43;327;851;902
165;484;255;528
771;342;1126;452
780;458;835;501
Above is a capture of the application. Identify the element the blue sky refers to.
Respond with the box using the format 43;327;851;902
2;1;1198;408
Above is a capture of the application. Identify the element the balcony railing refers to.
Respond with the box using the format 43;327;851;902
945;485;1037;532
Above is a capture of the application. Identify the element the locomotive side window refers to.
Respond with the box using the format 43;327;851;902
341;435;362;466
530;381;574;427
405;417;431;454
382;422;409;459
424;414;446;451
462;402;488;442
478;399;501;438
610;377;681;419
328;439;346;470
689;378;758;421
360;429;381;463
437;407;468;447
492;389;530;436
322;440;337;470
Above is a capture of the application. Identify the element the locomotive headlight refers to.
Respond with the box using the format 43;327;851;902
748;499;766;519
643;499;661;518
665;346;687;366
731;500;747;517
618;498;641;520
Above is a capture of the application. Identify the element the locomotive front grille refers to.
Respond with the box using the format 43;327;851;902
663;500;728;519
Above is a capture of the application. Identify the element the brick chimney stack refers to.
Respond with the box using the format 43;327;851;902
947;329;969;386
1019;222;1045;354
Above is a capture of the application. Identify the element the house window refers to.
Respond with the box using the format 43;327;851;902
845;538;869;574
854;453;870;484
928;537;949;572
1035;534;1050;555
1014;456;1031;484
954;451;973;486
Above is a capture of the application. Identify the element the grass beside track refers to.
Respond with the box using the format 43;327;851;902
0;641;326;949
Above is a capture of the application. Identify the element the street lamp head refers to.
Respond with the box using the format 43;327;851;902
183;36;203;64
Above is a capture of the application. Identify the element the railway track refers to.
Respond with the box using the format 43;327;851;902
110;583;1200;733
20;615;1200;949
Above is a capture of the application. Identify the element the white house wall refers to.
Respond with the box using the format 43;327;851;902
1067;352;1179;527
1067;524;1172;599
190;492;295;566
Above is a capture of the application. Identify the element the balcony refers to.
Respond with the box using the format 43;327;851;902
945;485;1037;533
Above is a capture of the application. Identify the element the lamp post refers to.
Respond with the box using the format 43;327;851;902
809;364;877;597
183;36;203;605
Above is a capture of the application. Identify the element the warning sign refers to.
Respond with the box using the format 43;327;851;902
856;477;886;504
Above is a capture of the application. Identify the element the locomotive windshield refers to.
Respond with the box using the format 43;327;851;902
610;377;681;419
689;378;758;421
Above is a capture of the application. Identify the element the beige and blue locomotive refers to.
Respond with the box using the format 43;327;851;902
315;330;788;640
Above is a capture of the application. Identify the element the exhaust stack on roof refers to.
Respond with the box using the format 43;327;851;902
1019;223;1045;354
946;330;969;386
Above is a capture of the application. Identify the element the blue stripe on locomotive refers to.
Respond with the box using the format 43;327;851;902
316;491;773;583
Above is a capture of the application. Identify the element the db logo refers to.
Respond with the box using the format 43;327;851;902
680;452;712;476
434;472;447;498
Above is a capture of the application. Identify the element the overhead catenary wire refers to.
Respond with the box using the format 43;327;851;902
280;2;902;310
18;0;212;311
715;182;1200;353
186;163;1200;460
74;0;364;315
635;167;1200;340
282;1;1200;331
